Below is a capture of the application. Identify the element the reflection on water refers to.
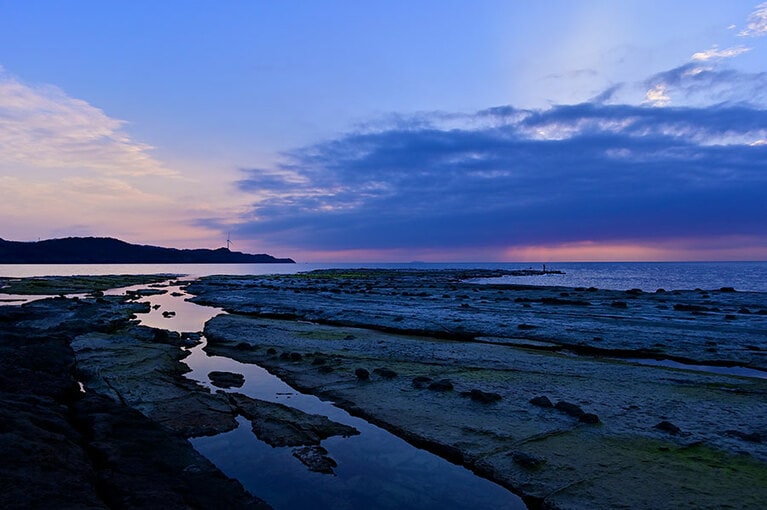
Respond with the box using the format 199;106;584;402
114;284;224;332
476;261;767;292
0;293;45;305
131;282;526;510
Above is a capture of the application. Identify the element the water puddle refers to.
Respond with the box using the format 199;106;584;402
625;358;767;380
111;279;223;333
0;295;35;305
128;281;526;510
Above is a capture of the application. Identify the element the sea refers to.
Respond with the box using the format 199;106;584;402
1;261;766;292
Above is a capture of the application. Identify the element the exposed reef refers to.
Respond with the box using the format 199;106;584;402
190;269;767;509
187;269;767;370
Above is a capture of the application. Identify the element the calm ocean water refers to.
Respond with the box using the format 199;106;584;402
0;261;766;292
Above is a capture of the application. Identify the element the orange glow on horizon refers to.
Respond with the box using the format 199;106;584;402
286;238;767;263
504;239;767;263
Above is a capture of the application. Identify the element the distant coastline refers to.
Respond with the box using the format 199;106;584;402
0;237;295;264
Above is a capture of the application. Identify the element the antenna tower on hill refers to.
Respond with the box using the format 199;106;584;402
226;232;233;251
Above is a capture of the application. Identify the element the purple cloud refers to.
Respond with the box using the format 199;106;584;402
221;57;767;256
227;99;767;253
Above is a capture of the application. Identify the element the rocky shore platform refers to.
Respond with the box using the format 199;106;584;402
2;270;766;509
187;269;767;509
0;275;358;509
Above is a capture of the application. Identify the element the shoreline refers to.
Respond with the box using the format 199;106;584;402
1;271;766;509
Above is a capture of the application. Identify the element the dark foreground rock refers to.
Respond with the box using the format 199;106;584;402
73;393;268;509
0;328;105;510
0;282;271;509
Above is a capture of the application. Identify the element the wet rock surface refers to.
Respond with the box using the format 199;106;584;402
194;269;767;510
209;370;246;388
226;392;359;447
0;279;270;509
291;445;338;474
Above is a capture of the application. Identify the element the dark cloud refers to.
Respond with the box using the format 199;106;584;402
589;84;623;104
231;98;767;253
645;62;767;106
230;56;767;254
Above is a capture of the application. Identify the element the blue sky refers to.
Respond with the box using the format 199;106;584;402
1;1;766;261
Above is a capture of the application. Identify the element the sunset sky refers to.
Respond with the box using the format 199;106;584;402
1;1;766;262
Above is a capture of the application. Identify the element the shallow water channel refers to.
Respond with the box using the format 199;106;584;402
128;281;527;510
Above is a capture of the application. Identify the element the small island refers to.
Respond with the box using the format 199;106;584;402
0;237;294;264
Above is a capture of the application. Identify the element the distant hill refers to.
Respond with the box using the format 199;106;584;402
0;237;295;264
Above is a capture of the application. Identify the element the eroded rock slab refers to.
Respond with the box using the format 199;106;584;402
227;392;359;447
202;312;767;510
188;269;767;370
73;327;238;437
209;370;246;388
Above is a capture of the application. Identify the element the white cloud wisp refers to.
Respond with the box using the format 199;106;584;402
0;67;175;177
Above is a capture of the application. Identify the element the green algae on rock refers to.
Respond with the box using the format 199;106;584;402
0;274;176;295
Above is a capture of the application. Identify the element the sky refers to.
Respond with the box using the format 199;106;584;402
1;1;766;262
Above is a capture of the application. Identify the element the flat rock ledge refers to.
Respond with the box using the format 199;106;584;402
227;392;359;447
188;268;767;370
200;282;767;510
